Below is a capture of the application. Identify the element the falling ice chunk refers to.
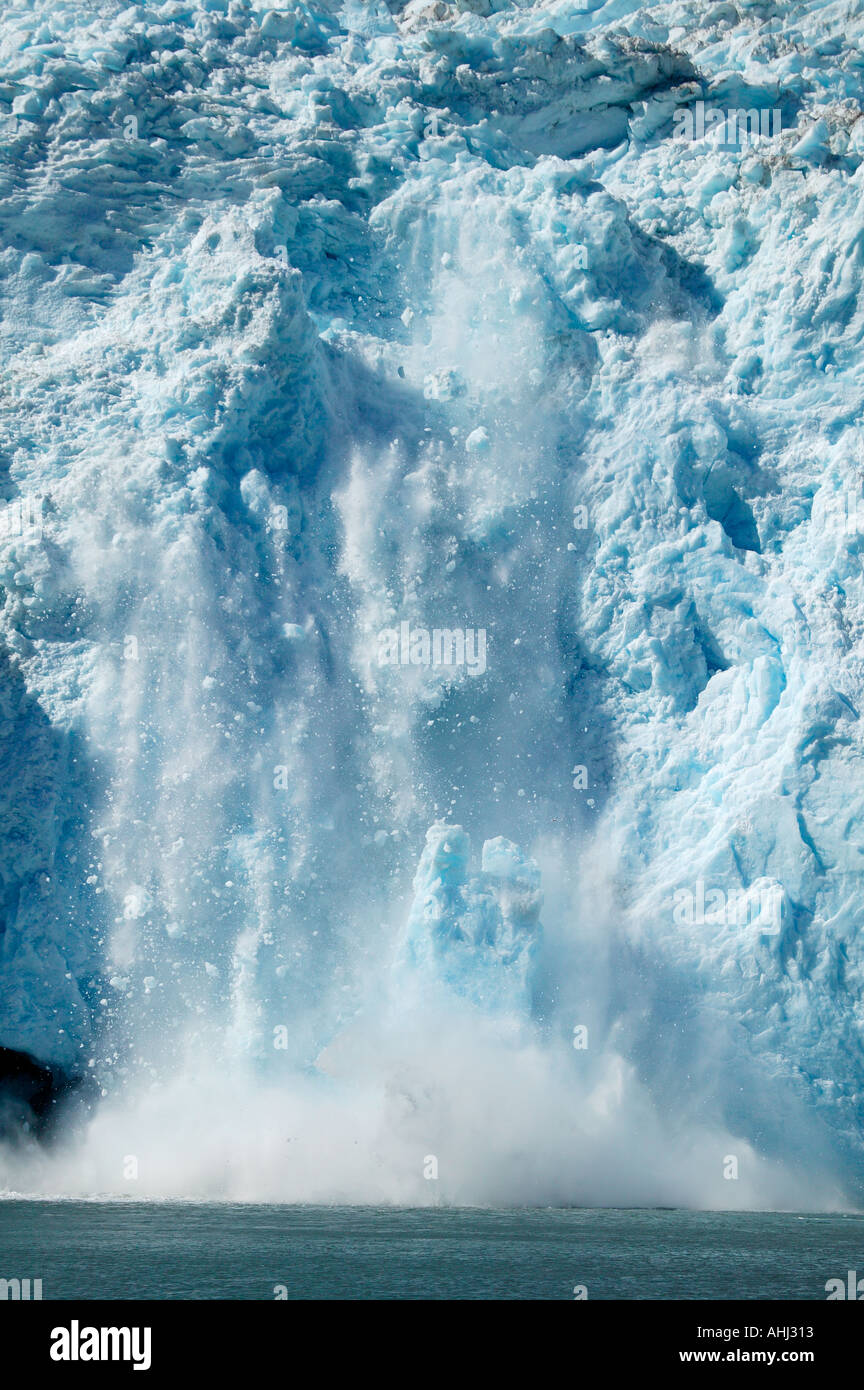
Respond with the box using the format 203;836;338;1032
466;427;490;453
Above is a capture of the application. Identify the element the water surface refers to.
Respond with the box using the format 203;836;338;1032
1;1203;860;1299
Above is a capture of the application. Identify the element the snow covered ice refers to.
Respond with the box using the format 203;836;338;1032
0;0;863;1207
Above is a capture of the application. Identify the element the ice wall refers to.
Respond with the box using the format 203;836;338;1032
0;0;862;1204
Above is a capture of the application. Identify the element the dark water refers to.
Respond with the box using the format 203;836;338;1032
0;1203;861;1300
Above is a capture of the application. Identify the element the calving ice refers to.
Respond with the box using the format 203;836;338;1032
50;1322;152;1371
377;622;487;676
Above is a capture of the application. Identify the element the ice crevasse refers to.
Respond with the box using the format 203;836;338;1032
0;0;863;1204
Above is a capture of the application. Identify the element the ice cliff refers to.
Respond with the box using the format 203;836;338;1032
0;0;863;1205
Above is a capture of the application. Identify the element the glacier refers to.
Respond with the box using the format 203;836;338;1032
0;0;863;1206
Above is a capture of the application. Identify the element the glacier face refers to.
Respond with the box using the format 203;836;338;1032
0;0;863;1204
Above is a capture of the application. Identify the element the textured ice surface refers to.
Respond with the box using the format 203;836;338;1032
0;0;863;1203
399;823;542;1012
